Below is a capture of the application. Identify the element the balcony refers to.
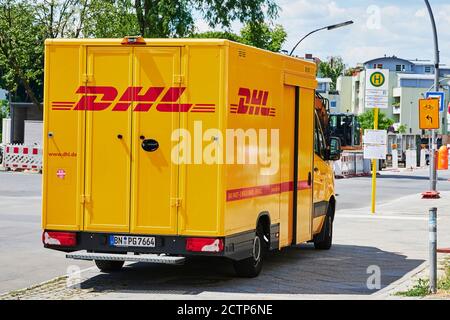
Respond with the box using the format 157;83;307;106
392;102;401;115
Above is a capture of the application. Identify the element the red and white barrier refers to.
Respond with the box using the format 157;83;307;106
2;144;42;171
334;151;371;179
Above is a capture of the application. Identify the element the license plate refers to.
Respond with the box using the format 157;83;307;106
109;235;156;248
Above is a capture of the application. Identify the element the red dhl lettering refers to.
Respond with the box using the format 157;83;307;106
51;86;216;113
230;87;276;117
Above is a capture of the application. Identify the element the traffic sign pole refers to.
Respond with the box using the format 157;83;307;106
430;129;437;191
419;98;440;198
365;69;388;214
371;108;379;214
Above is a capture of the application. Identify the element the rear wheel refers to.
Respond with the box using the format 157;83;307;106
94;260;124;272
233;224;267;278
313;208;333;250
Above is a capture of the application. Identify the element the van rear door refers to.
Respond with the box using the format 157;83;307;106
83;46;181;235
83;47;133;233
130;47;181;235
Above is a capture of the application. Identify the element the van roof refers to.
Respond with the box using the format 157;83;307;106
44;38;317;70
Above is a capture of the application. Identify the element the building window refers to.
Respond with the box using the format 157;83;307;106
396;65;405;72
425;66;432;73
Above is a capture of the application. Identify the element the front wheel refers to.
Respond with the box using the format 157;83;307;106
313;212;333;250
233;225;266;278
94;260;124;272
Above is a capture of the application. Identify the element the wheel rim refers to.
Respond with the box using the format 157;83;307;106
253;236;261;262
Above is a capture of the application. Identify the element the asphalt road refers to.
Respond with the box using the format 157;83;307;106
0;168;449;298
336;168;450;210
0;172;91;295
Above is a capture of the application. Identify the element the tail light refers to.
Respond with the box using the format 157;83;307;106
186;238;224;253
42;231;77;247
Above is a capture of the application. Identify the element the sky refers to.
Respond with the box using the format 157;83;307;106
196;0;450;68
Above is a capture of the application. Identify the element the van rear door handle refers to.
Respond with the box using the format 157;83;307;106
142;139;159;152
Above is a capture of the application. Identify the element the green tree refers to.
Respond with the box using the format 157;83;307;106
134;0;279;38
34;0;89;38
357;109;395;131
318;56;345;91
240;23;286;52
0;0;46;107
397;124;407;134
192;23;287;52
83;0;139;37
0;0;90;107
191;30;241;42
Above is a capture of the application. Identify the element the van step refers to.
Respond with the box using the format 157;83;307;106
66;252;186;265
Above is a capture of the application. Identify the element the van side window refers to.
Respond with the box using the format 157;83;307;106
314;117;320;155
314;112;327;159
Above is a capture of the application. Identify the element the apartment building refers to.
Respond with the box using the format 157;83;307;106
336;56;450;134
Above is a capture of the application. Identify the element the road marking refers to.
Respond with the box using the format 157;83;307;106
337;214;437;221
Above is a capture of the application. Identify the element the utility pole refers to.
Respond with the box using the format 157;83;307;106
424;0;439;294
424;0;439;194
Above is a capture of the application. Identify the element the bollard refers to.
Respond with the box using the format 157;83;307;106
429;207;437;294
420;148;427;168
392;149;398;170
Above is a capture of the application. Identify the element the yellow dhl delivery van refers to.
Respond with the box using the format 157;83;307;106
42;37;341;277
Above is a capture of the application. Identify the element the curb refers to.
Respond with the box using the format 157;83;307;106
372;261;429;298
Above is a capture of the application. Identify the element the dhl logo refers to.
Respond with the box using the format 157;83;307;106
230;88;276;117
51;86;215;113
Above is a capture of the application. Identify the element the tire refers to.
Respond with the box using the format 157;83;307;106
313;210;333;250
94;260;124;272
233;224;267;278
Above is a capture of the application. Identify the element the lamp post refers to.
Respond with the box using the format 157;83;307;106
424;0;440;295
424;0;439;194
289;21;354;56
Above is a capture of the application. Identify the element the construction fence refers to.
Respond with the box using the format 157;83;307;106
1;144;42;171
334;151;372;179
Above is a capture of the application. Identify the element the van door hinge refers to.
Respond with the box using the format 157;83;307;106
173;75;184;84
80;195;91;204
82;74;93;83
171;198;182;207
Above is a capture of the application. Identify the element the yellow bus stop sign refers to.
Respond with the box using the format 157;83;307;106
419;98;440;130
369;72;386;87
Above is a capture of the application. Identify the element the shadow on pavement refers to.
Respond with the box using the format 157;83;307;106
78;244;424;296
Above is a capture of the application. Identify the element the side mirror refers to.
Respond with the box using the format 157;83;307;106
328;137;342;161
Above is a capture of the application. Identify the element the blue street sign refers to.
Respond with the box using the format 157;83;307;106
426;92;445;112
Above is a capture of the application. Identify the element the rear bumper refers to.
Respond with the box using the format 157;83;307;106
44;225;279;261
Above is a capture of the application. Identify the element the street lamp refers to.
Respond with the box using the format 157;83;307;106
289;20;354;56
424;0;440;195
424;0;440;296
